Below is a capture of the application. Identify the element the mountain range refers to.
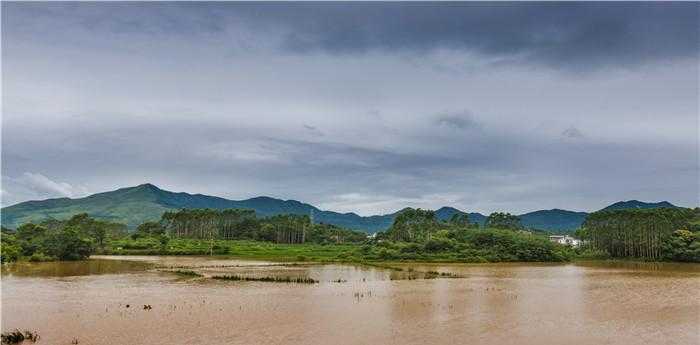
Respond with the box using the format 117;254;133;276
0;183;679;233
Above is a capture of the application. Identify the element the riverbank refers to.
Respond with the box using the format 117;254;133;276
6;237;694;265
102;236;574;264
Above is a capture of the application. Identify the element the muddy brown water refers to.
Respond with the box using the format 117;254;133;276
2;256;698;345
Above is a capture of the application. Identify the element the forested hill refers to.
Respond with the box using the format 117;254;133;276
601;200;676;211
0;183;678;232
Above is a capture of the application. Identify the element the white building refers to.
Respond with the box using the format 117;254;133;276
549;235;581;247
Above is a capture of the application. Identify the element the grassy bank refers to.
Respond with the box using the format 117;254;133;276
103;231;574;264
104;238;356;262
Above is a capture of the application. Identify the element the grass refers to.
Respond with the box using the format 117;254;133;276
211;274;317;284
104;232;577;264
167;269;203;277
106;239;356;261
1;330;39;344
358;262;404;271
424;270;461;279
105;237;561;264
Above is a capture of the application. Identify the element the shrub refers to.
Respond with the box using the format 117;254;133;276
662;229;700;262
399;243;423;254
0;235;21;263
576;248;610;260
423;238;456;253
42;227;94;260
28;252;55;262
376;248;399;260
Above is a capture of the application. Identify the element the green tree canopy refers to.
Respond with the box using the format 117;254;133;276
485;212;522;230
448;213;471;227
386;208;440;242
584;207;697;260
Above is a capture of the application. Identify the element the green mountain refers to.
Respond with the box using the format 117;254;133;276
601;200;676;211
434;207;487;226
518;209;589;232
0;184;397;232
518;201;680;232
0;184;679;233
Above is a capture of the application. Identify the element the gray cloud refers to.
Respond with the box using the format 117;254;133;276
303;124;324;137
561;127;584;139
435;111;481;131
274;3;699;69
2;172;89;205
4;2;696;71
1;2;698;214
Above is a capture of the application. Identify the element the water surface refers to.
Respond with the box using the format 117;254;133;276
2;256;698;345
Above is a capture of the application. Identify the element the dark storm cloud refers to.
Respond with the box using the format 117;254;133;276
4;2;698;71
270;2;699;64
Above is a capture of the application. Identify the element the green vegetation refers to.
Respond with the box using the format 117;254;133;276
0;208;573;264
5;205;697;265
158;209;367;244
0;228;21;263
518;209;589;232
0;183;398;231
168;269;204;277
1;214;126;263
2;182;680;233
106;238;357;260
581;207;700;262
365;230;570;262
371;208;571;262
484;212;522;230
385;208;440;242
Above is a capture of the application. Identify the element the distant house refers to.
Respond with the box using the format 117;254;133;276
549;235;581;247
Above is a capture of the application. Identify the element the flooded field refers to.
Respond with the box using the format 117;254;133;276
2;256;699;345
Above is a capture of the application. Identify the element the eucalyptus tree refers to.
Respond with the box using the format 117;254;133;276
485;212;522;230
386;208;440;242
584;208;695;260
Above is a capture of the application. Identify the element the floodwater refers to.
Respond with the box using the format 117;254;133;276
2;256;699;345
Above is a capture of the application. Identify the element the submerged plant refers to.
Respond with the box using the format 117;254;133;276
424;270;461;279
212;275;317;284
169;269;203;277
1;329;40;344
361;262;404;271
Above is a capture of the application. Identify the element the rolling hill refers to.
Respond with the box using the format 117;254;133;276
601;200;676;211
518;209;589;232
0;183;679;233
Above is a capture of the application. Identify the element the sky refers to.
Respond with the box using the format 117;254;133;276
1;2;698;215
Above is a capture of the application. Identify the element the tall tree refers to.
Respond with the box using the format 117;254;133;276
386;208;440;242
485;212;522;230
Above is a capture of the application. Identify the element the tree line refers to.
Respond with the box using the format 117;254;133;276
580;207;699;261
369;208;568;262
139;209;368;244
384;209;522;241
1;213;127;262
1;209;369;262
3;206;697;263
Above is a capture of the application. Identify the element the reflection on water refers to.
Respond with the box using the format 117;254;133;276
1;259;151;277
1;256;699;345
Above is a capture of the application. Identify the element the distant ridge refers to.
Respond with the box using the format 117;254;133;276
601;200;676;211
0;183;679;233
518;209;589;232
